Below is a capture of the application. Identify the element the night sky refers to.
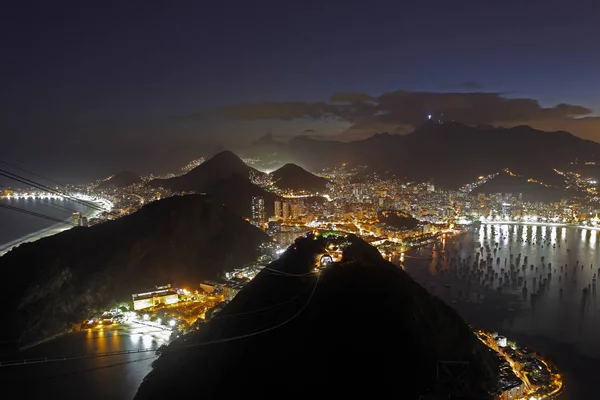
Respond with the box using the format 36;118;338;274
1;0;600;181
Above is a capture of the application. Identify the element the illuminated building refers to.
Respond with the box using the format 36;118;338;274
496;336;507;348
251;196;266;226
1;188;14;197
282;202;290;219
501;203;511;219
274;200;282;218
131;288;179;310
291;202;301;219
72;211;83;226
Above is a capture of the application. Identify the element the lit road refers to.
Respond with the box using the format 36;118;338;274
475;331;563;399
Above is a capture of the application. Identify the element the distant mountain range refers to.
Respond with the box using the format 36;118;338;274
245;122;600;188
97;171;141;189
271;163;329;192
0;195;268;346
135;234;498;399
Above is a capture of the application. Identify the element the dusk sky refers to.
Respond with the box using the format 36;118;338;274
2;0;600;180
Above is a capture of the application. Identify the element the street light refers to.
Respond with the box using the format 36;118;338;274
169;319;176;327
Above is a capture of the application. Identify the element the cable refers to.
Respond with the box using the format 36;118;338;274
0;160;64;188
0;203;74;226
1;188;84;214
0;168;103;211
162;272;321;354
0;165;99;214
263;267;319;277
212;280;317;322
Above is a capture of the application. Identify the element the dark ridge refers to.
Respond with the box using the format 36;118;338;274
96;171;142;189
379;210;420;229
147;150;259;192
135;234;498;399
271;163;329;192
472;171;573;202
275;123;600;189
203;173;280;218
0;194;269;347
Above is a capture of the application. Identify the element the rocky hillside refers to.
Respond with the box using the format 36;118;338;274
135;234;498;399
0;194;269;347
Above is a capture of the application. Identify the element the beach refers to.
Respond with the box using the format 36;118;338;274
0;200;104;257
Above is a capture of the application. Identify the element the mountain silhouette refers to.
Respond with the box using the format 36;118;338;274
135;234;498;399
96;171;142;189
271;163;329;192
148;150;259;192
253;123;600;188
0;194;269;347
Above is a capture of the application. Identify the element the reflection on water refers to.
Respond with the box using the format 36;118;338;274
0;323;171;400
401;224;600;399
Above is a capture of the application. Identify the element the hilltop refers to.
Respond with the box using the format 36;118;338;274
0;194;269;347
471;171;573;202
271;163;329;192
148;150;259;192
135;234;498;399
96;171;142;189
148;150;279;218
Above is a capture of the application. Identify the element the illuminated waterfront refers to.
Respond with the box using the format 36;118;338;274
0;323;169;400
403;224;600;399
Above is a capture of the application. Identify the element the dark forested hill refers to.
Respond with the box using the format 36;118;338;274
135;234;498;399
0;194;269;346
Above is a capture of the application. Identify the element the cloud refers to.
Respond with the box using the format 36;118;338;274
303;129;316;133
330;92;374;103
217;102;346;121
456;81;483;90
183;90;599;141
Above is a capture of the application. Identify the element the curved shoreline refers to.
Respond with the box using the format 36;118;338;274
0;201;103;257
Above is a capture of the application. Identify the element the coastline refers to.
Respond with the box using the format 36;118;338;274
480;220;600;231
0;201;103;257
402;224;599;399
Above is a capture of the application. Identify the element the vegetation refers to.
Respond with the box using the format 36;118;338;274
0;195;269;347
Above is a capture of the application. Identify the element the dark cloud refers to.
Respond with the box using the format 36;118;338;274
330;92;374;103
303;129;316;133
456;81;483;90
218;102;344;121
185;90;598;141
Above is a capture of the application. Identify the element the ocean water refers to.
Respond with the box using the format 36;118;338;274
402;223;600;399
0;198;88;251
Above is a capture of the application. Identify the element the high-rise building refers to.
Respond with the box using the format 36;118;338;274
282;202;290;219
81;216;89;227
72;212;83;226
291;202;300;219
274;200;282;218
251;196;265;226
